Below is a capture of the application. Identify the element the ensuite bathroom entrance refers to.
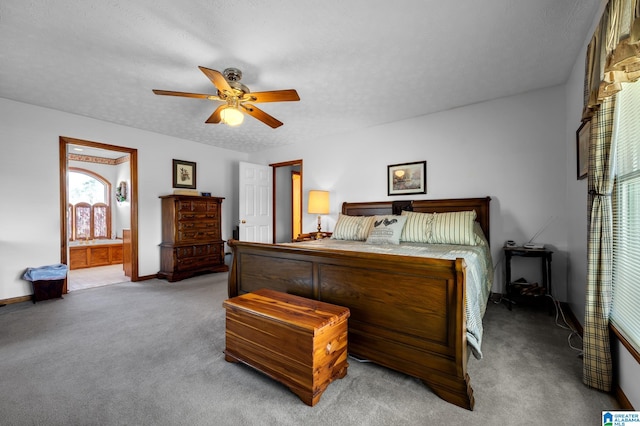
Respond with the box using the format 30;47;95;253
59;137;139;292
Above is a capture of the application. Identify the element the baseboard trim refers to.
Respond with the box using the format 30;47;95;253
614;384;635;410
0;295;32;305
2;274;159;305
137;273;158;281
559;302;583;335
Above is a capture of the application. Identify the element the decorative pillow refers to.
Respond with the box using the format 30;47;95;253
428;210;478;246
400;210;433;243
366;215;408;245
332;214;375;241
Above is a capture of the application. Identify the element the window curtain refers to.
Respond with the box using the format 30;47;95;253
584;96;616;391
582;0;640;391
583;0;640;121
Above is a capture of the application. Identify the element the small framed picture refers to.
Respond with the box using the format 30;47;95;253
173;159;197;189
576;121;590;180
388;161;427;196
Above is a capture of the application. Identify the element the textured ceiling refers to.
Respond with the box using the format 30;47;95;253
0;0;600;153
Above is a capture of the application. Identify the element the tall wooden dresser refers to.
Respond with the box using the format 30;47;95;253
158;195;228;282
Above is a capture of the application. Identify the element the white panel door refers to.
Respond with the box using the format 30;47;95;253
239;162;272;243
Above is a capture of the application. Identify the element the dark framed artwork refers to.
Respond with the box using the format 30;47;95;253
576;121;590;180
387;161;427;196
173;159;197;189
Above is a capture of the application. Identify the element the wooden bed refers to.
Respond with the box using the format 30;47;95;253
227;197;491;410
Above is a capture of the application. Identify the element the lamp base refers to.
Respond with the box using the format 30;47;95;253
316;216;323;239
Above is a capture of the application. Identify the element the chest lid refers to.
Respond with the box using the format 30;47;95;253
223;288;350;332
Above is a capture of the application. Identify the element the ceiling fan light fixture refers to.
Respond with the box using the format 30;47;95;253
220;107;244;126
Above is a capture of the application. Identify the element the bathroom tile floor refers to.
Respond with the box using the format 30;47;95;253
67;264;130;292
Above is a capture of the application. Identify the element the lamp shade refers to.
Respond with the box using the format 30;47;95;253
308;190;330;214
220;107;244;126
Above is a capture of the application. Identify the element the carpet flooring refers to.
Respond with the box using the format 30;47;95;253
0;273;618;425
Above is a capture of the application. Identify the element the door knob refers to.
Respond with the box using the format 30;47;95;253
241;220;246;224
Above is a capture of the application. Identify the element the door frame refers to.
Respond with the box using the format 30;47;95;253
270;159;303;243
59;136;139;292
291;170;301;238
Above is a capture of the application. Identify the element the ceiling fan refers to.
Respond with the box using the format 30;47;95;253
152;66;300;128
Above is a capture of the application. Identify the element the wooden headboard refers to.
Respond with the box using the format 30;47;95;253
341;197;491;244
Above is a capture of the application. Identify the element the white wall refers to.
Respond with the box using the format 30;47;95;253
114;160;131;237
251;86;568;297
0;98;247;300
563;0;639;410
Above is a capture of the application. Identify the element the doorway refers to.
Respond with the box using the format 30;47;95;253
271;160;303;243
59;136;139;293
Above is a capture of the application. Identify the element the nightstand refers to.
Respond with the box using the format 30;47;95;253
504;246;553;310
292;232;332;242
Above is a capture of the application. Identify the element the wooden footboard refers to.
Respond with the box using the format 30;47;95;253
227;240;474;410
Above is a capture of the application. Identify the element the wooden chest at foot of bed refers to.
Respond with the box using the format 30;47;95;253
223;289;350;406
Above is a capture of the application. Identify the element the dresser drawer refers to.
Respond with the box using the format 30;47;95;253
175;255;219;271
177;211;220;221
177;199;221;213
177;219;219;231
177;230;220;241
175;243;222;259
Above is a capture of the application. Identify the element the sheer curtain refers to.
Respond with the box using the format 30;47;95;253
582;0;640;391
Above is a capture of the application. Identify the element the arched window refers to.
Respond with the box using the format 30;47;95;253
68;168;111;240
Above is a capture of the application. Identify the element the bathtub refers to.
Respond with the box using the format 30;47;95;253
69;239;123;269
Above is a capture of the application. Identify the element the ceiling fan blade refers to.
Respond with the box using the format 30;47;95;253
245;89;300;103
241;104;284;128
198;66;233;94
152;89;220;100
205;105;226;124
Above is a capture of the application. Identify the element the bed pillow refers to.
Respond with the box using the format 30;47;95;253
365;215;408;245
428;210;478;246
473;222;489;246
331;214;375;241
400;210;433;243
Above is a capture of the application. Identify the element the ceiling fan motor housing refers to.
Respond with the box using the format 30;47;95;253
222;68;249;95
223;68;242;82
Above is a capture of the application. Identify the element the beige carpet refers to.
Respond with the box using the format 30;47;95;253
0;273;619;425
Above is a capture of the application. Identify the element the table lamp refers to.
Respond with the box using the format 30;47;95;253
308;190;330;239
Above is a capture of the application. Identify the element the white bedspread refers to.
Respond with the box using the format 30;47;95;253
280;239;493;359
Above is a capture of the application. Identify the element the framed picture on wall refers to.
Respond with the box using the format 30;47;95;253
576;121;590;180
173;159;197;189
387;161;427;196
